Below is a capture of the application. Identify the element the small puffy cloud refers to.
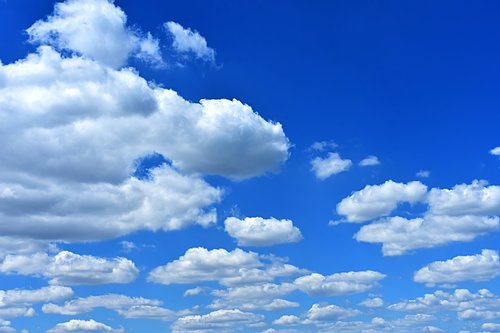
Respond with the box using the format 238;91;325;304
224;217;302;247
359;155;380;167
356;215;500;256
414;249;500;286
273;315;301;326
26;0;162;68
336;180;428;223
359;297;384;308
422;326;444;332
305;303;360;322
490;147;500;156
43;294;173;320
184;287;207;297
309;141;337;152
171;309;264;333
311;153;352;180
0;251;138;285
427;180;500;216
482;323;500;331
416;170;431;178
294;271;385;296
47;319;123;333
165;21;215;62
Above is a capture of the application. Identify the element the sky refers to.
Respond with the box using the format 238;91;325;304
0;0;500;332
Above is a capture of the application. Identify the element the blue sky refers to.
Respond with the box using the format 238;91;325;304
0;1;500;332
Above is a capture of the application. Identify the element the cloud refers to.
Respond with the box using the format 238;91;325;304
47;319;123;333
356;215;500;256
1;12;289;243
309;141;337;152
165;21;215;62
0;251;138;285
42;294;174;320
171;309;264;333
273;315;301;326
414;249;500;286
416;170;431;178
26;0;162;68
336;180;428;223
483;323;500;332
359;155;380;167
293;271;385;296
490;147;500;156
359;297;384;308
427;180;500;216
224;217;302;246
148;247;304;287
305;303;360;322
311;153;352;180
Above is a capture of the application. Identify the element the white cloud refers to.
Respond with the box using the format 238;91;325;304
359;155;380;167
273;315;301;326
0;21;289;242
42;294;173;320
359;297;384;308
294;271;385;296
305;303;360;322
336;180;428;222
26;0;162;68
309;141;337;152
224;217;302;246
482;323;500;331
490;147;500;156
427;180;500;216
47;319;123;333
416;170;431;178
311;153;352;180
165;21;215;62
171;309;264;333
356;215;500;256
414;249;500;286
0;251;138;285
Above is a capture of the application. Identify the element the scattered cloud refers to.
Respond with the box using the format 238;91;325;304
305;303;360;322
294;271;385;296
171;309;264;333
311;152;352;180
0;251;138;285
416;170;431;178
47;319;123;333
490;147;500;156
359;155;380;167
165;21;215;63
336;180;428;223
224;217;302;247
309;141;338;152
273;315;301;326
414;249;500;286
359;297;384;308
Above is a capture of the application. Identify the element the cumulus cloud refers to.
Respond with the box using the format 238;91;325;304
490;147;500;156
336;180;428;222
309;141;337;152
47;319;123;333
416;170;431;178
0;251;138;285
0;41;289;241
305;303;360;322
171;309;264;333
27;0;162;68
311;153;352;180
356;215;499;256
359;297;384;308
359;155;380;167
148;247;304;287
165;21;215;62
42;294;173;320
427;180;500;216
483;323;500;331
273;315;301;326
224;217;302;246
293;271;385;296
414;249;500;286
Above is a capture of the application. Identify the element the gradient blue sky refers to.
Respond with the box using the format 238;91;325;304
0;1;500;332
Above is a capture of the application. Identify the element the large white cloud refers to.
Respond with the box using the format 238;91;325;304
355;215;500;256
47;319;123;333
224;217;302;247
414;249;500;286
336;180;428;222
42;294;173;320
165;21;215;62
310;152;352;180
0;251;138;285
27;0;162;68
171;309;264;333
293;271;385;296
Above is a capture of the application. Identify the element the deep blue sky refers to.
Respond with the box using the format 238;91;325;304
0;1;500;332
